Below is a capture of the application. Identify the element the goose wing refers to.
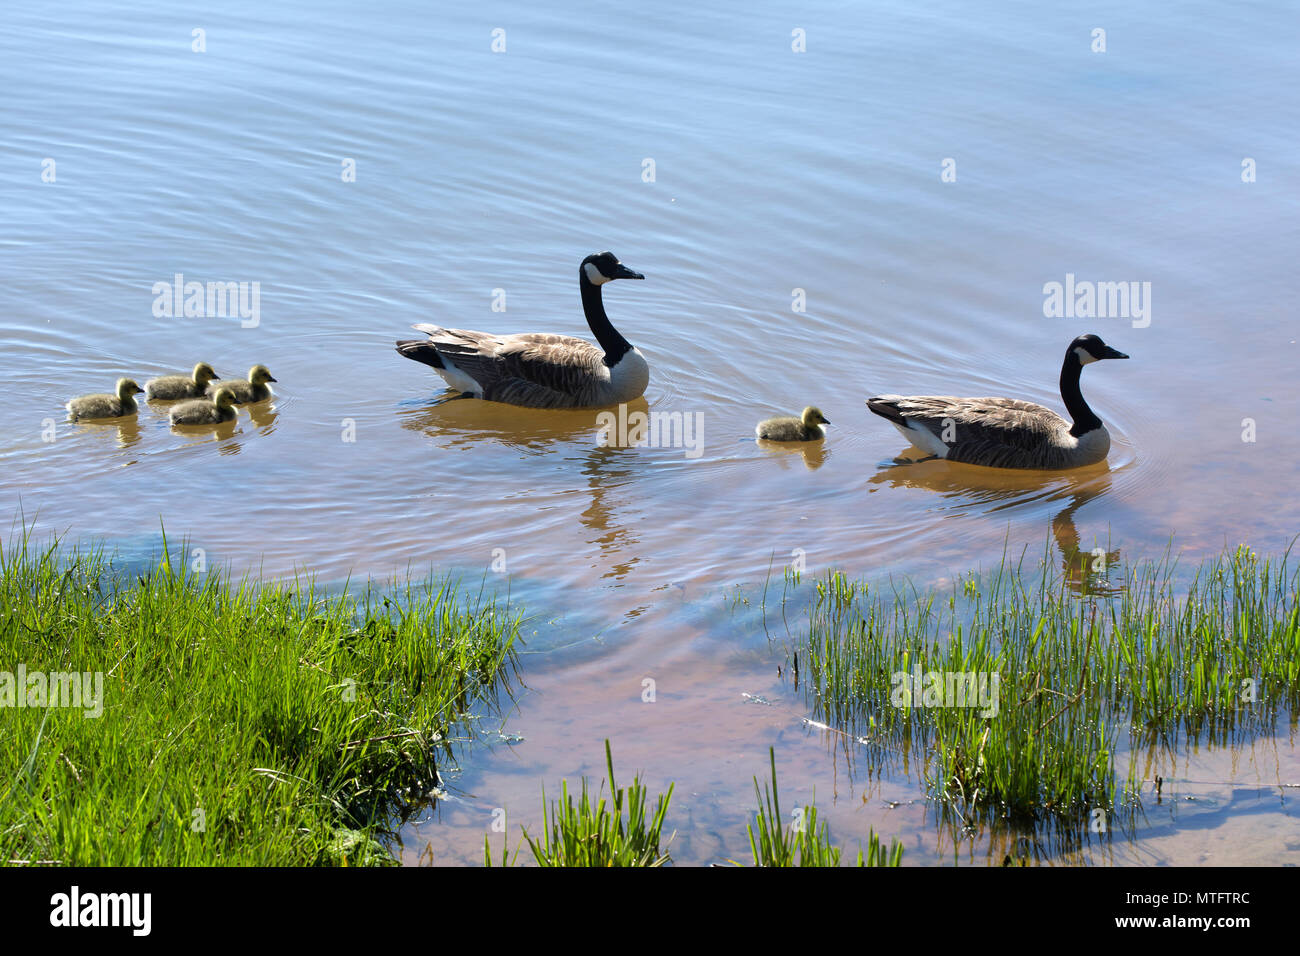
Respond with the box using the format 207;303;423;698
411;326;594;355
868;395;1070;466
409;325;607;407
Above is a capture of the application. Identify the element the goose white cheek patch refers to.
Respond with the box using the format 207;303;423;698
1073;346;1098;365
583;262;611;285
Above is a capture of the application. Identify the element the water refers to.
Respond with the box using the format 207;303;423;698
3;1;1298;864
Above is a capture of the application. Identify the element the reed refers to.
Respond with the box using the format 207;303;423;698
488;739;674;867
745;748;903;867
486;743;899;867
793;544;1300;825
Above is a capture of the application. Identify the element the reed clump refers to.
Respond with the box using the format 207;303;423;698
745;748;904;867
795;545;1300;825
486;739;674;867
486;743;900;867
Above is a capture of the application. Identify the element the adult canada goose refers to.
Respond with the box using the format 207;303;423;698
395;251;649;409
66;378;144;421
866;333;1128;470
206;365;276;403
145;362;220;400
170;387;239;425
756;406;831;442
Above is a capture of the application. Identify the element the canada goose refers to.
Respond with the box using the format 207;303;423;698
756;406;831;442
395;251;649;409
206;365;275;403
66;378;144;421
170;387;239;425
866;333;1128;470
145;362;220;400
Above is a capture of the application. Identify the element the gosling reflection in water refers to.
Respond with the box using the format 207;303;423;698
172;417;242;450
755;438;829;471
244;402;279;432
75;414;143;451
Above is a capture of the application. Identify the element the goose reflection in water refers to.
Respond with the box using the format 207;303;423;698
398;395;651;453
396;398;647;582
868;459;1120;596
1049;484;1122;597
574;444;641;581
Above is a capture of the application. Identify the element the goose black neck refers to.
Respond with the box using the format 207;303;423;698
1060;351;1102;436
580;271;632;366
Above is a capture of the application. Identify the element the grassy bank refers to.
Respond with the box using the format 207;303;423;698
0;533;520;866
784;544;1300;829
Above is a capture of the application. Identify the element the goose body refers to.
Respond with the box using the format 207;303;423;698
146;362;220;400
756;406;830;442
67;378;144;421
206;365;275;403
867;333;1128;470
170;387;239;425
396;252;648;409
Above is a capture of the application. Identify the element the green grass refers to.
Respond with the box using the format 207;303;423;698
0;531;521;866
486;739;674;867
789;544;1300;827
745;747;903;867
486;743;901;867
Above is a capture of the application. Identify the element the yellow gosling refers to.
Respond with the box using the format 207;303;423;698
145;362;221;400
67;378;144;421
170;387;239;426
206;364;275;403
755;406;830;442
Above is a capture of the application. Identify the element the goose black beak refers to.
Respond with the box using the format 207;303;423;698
267;376;278;382
1102;347;1129;360
612;264;644;280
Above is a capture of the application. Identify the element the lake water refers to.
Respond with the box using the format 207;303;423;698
2;1;1298;865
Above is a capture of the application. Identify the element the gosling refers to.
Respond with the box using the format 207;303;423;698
170;387;239;426
206;364;276;403
145;362;221;400
755;406;831;442
66;378;144;421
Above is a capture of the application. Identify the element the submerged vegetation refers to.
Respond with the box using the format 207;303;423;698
486;742;898;867
785;544;1300;830
0;531;520;866
744;748;903;867
486;739;674;867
